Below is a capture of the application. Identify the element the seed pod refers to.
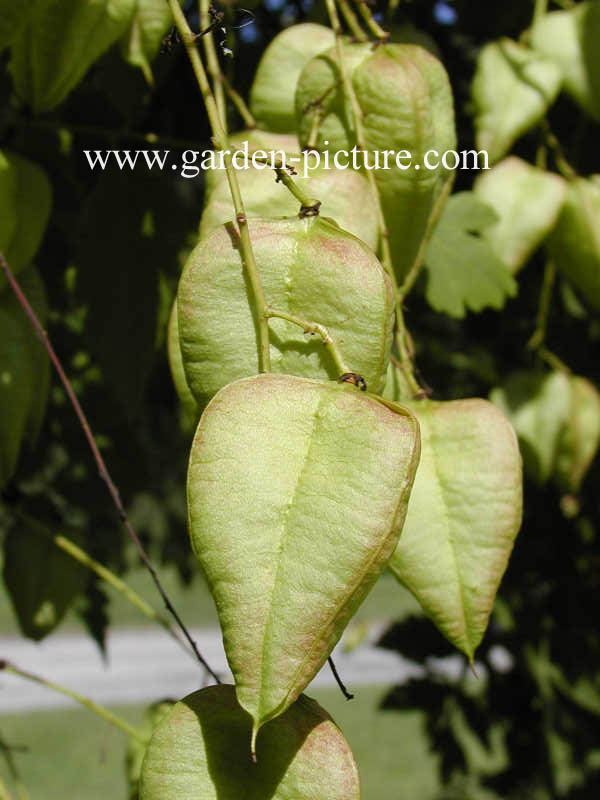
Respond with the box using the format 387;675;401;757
531;1;600;122
200;133;379;250
546;177;600;311
296;42;457;280
0;267;50;489
471;38;562;164
177;216;394;409
554;376;600;496
187;374;420;747
139;686;360;799
473;157;567;273
250;23;335;133
166;301;198;432
388;398;523;659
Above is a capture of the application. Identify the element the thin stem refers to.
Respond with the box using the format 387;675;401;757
0;251;220;685
166;0;271;372
541;120;577;180
528;260;556;351
352;0;390;42
397;172;455;303
220;72;256;129
200;0;227;129
14;510;194;661
337;0;368;41
533;0;549;26
328;657;354;700
273;167;321;217
0;737;29;800
266;309;351;375
539;346;571;374
0;661;147;744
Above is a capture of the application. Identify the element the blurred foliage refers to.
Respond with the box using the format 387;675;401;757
0;1;599;798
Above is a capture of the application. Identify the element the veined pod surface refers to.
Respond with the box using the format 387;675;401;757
0;267;50;489
140;686;360;799
296;43;457;280
177;216;394;408
9;0;136;114
531;1;600;122
473;157;567;273
187;374;420;748
546;177;600;311
387;397;523;659
250;23;335;133
200;133;379;250
471;38;562;165
166;301;198;431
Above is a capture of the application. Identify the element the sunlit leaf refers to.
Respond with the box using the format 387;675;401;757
120;0;177;85
472;38;562;164
388;398;523;659
424;192;517;318
187;375;420;745
140;686;360;799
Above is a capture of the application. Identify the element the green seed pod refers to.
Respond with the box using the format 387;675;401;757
490;370;571;486
531;1;600;122
200;133;379;250
388;398;523;660
126;699;175;800
9;0;136;114
0;267;50;489
473;156;567;273
166;300;198;432
177;216;394;409
187;374;420;747
139;686;360;799
296;42;457;280
554;376;600;496
546;177;600;311
471;38;562;165
250;23;335;133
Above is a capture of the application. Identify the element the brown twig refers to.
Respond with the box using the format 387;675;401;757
328;656;354;700
0;250;221;685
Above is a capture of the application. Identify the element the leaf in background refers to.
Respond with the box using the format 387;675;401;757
472;38;562;164
3;521;87;641
546;176;600;311
388;399;523;660
0;267;49;489
120;0;176;85
553;376;600;496
0;1;27;52
531;1;600;122
473;157;567;274
9;0;137;114
187;374;420;747
140;686;360;799
250;23;335;133
178;216;394;409
77;172;162;416
0;151;53;291
424;192;517;318
490;370;571;486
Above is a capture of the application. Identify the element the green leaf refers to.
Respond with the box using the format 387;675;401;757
473;156;567;273
0;2;27;52
0;151;53;291
531;1;600;122
140;686;360;799
167;300;198;433
200;132;379;251
3;521;87;641
296;42;457;280
553;375;600;496
120;0;175;85
0;267;49;489
490;370;571;486
9;0;137;114
424;192;518;318
187;375;420;744
546;176;600;311
388;399;523;659
250;23;335;133
472;38;562;164
178;216;394;408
